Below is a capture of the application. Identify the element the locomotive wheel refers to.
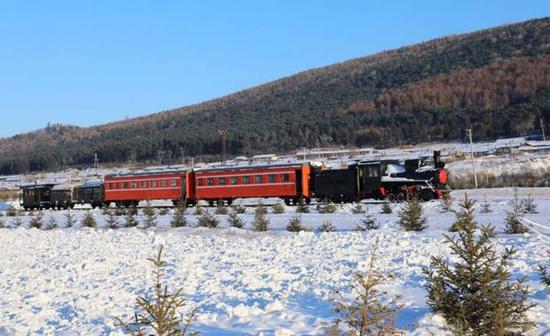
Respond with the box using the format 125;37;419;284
387;193;396;203
396;192;406;203
305;198;311;205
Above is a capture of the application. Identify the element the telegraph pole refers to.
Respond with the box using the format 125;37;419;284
466;129;478;188
218;129;228;166
541;118;546;141
93;153;99;169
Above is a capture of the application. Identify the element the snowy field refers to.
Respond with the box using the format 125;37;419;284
0;188;549;335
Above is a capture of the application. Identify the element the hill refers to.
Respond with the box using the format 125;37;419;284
1;17;549;174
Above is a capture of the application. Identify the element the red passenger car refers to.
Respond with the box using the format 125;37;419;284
104;170;191;207
192;163;312;205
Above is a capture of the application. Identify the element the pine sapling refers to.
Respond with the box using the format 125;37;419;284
538;264;550;287
361;213;379;230
521;194;537;214
30;212;43;229
105;208;119;229
271;203;285;214
398;199;427;231
115;246;199;335
142;202;157;229
125;208;138;227
252;204;269;231
449;194;477;232
329;242;402;335
227;212;244;229
170;202;187;228
231;204;246;214
380;202;392;214
45;215;57;230
425;195;536;335
193;203;204;216
286;214;305;232
215;202;228;215
81;211;97;228
319;221;336;232
65;209;77;228
440;190;453;213
318;199;337;214
11;216;23;228
505;200;528;234
0;218;4;229
351;203;366;214
197;210;219;228
480;197;492;213
295;198;310;213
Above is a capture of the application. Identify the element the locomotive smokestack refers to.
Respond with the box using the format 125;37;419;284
433;150;444;168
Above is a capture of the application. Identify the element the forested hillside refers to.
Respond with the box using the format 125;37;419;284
1;17;549;174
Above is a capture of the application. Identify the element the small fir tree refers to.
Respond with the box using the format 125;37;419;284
520;194;537;214
398;199;427;231
197;211;219;228
328;243;402;335
440;190;453;213
29;212;43;229
0;218;4;229
480;197;492;213
170;202;187;228
538;264;550;287
425;195;536;335
44;215;57;230
318;199;338;214
505;206;528;234
231;204;246;214
142;202;157;229
193;203;204;216
227;212;244;229
158;208;170;216
286;215;305;232
65;209;77;228
380;202;392;214
125;209;138;227
81;211;97;228
272;203;285;214
115;246;199;335
255;201;267;215
449;195;477;232
351;203;366;214
11;216;23;228
361;213;379;230
6;208;17;217
319;221;336;232
252;204;269;232
105;208;119;229
115;206;127;216
295;198;310;213
215;202;228;215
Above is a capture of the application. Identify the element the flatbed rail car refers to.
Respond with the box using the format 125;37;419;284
192;162;312;206
104;170;189;207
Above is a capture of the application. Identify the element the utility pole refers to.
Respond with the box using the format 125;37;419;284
541;118;546;141
93;153;99;170
158;150;164;165
218;129;228;166
466;129;478;188
180;147;185;164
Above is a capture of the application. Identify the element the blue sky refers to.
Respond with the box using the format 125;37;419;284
0;1;548;137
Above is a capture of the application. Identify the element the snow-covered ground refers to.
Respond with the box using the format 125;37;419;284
0;188;549;335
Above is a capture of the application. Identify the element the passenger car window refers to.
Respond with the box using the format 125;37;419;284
142;181;147;188
207;178;214;186
268;174;276;183
161;180;167;188
151;180;157;188
255;175;263;184
281;173;290;182
219;177;226;185
242;176;250;184
170;179;177;187
231;177;238;185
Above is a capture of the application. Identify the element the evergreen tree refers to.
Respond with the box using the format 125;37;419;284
398;199;427;231
170;202;187;228
81;211;97;228
197;211;219;228
440;190;453;213
520;194;537;214
142;202;157;229
505;199;529;234
65;209;77;228
231;204;246;214
105;208;119;229
425;196;536;335
449;195;477;232
215;202;228;215
0;218;4;229
271;203;285;214
296;198;310;213
252;203;269;232
329;243;402;335
380;202;392;214
115;246;199;335
44;215;57;230
319;221;336;232
538;264;550;287
193;203;204;216
318;199;338;214
227;212;244;229
286;215;305;232
11;215;23;228
125;209;138;227
29;212;43;229
480;197;492;213
361;213;379;230
351;203;366;214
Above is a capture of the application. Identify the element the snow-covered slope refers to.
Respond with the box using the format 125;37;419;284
0;188;549;335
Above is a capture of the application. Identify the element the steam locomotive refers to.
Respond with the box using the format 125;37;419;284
19;151;448;210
